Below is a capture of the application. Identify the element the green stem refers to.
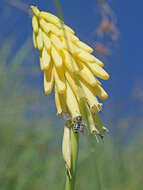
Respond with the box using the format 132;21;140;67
65;128;79;190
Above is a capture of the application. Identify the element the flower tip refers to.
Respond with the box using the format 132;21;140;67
102;94;109;100
105;73;110;80
30;5;40;17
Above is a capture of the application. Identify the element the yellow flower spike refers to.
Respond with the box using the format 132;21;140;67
42;32;51;51
51;46;63;69
46;23;62;36
44;64;54;94
36;28;43;50
31;6;109;134
31;6;40;17
79;64;98;87
80;80;102;113
95;84;109;100
53;66;66;94
62;125;71;170
75;40;93;53
39;19;50;34
66;81;81;118
50;33;63;50
32;15;39;33
55;85;66;115
39;11;60;25
33;32;37;49
62;50;79;73
42;47;51;71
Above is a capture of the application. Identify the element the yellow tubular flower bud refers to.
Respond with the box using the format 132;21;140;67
65;31;79;42
36;28;43;50
80;80;102;113
64;25;75;34
65;71;82;101
80;61;109;80
61;37;80;55
32;15;39;33
42;47;51;71
33;32;37;49
40;11;60;25
54;66;66;94
39;19;50;34
68;41;80;55
66;81;81;118
50;33;63;50
51;46;63;69
94;84;108;100
62;50;79;73
75;40;93;53
46;23;62;36
62;125;71;170
31;6;40;17
42;32;51;51
93;57;104;67
77;50;100;63
55;85;66;115
44;63;54;94
79;64;98;87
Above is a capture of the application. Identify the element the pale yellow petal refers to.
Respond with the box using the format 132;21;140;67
66;80;80;118
53;66;66;94
47;23;62;36
80;61;109;80
50;33;63;50
79;65;98;87
42;47;51;70
42;32;51;51
36;28;43;50
65;71;82;101
51;46;63;68
39;19;50;34
64;24;74;34
44;64;54;94
55;85;66;115
77;50;99;62
62;49;79;73
33;32;37;49
75;40;93;53
62;126;71;169
39;11;60;25
94;84;108;100
32;15;39;33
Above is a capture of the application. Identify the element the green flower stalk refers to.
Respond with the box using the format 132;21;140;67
31;5;110;190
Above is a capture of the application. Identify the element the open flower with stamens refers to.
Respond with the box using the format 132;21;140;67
31;6;110;171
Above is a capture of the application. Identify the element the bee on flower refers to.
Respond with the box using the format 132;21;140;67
31;6;110;171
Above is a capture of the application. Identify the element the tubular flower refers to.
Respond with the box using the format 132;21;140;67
31;6;109;169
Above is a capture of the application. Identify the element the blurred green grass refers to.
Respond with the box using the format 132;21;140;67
0;38;143;190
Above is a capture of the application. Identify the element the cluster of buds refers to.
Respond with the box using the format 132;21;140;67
31;6;110;170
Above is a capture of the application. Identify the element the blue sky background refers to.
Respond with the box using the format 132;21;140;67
0;0;143;141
